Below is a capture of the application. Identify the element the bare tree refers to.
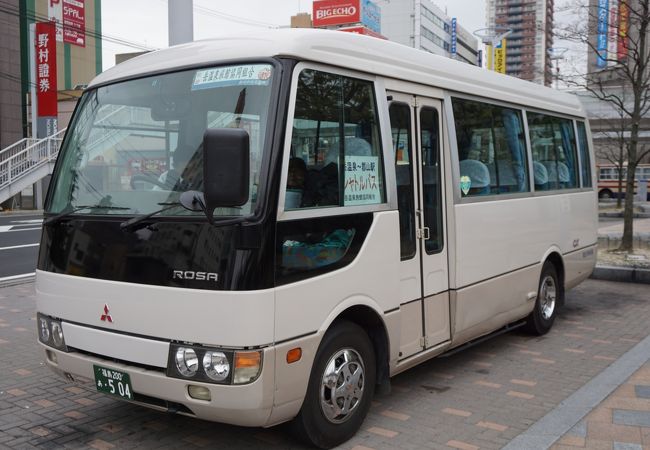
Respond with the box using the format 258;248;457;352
596;113;628;207
557;0;650;251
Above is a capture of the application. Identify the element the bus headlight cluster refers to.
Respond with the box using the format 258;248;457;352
167;344;262;385
37;313;68;352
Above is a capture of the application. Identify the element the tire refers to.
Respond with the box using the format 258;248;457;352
599;189;613;200
291;321;376;449
525;262;559;335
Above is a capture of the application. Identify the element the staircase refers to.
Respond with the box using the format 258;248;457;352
0;129;66;205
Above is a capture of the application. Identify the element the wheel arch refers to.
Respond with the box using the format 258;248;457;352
322;301;391;395
541;248;566;306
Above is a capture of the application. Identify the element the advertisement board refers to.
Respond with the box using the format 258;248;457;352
361;0;381;33
607;0;618;66
596;0;609;68
313;0;360;28
313;0;381;31
450;17;457;56
338;26;387;39
63;0;86;47
487;40;506;73
618;0;629;62
48;0;63;42
35;22;58;138
494;39;506;74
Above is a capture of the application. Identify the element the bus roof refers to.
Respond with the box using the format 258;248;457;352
90;28;585;118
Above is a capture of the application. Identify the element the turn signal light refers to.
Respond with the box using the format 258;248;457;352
286;348;302;364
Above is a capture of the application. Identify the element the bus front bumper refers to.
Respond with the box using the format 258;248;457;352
40;342;276;427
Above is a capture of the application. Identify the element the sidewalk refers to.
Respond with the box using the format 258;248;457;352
502;332;650;450
598;218;650;251
553;361;650;449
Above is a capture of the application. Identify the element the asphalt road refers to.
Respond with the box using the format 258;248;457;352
0;213;43;280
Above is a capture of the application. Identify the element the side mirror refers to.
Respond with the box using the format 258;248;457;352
203;128;250;223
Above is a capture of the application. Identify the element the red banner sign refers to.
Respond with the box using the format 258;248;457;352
35;22;58;117
338;26;387;39
313;0;360;28
617;1;629;62
63;0;85;47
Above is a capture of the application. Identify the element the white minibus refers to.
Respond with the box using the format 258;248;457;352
36;29;597;448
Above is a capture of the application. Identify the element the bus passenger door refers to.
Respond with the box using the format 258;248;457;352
388;94;449;360
415;98;450;349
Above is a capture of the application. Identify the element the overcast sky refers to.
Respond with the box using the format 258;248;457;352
101;0;487;70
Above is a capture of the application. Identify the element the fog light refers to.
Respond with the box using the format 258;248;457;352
51;321;65;348
202;351;230;381
39;317;50;343
233;351;262;384
46;349;57;364
175;347;199;377
188;385;211;401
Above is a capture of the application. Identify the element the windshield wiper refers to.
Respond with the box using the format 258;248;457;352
119;203;183;232
44;204;131;226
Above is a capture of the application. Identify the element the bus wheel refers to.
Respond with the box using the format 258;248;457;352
599;189;613;199
291;321;376;449
525;262;559;335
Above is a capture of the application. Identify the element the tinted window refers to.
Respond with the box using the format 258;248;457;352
285;69;385;210
576;121;592;187
420;107;444;254
453;98;529;197
528;112;579;190
389;102;416;260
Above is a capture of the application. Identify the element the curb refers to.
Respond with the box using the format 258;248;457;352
599;212;650;218
590;265;650;284
502;334;650;450
0;273;36;288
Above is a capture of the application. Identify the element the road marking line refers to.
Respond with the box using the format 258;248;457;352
0;227;42;233
10;219;43;224
0;243;39;251
0;272;36;283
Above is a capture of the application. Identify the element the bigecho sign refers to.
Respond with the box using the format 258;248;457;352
313;0;361;27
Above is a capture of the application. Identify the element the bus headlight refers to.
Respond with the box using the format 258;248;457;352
202;351;230;381
37;313;68;351
39;316;50;343
168;344;260;385
175;347;199;377
51;321;65;348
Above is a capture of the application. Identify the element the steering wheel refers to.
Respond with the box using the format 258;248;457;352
130;173;171;190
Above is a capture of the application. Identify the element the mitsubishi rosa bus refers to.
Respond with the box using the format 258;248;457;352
36;29;597;448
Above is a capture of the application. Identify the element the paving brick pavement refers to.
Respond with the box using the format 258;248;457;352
552;361;650;450
0;279;648;449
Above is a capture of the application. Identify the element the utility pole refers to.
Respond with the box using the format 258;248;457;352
168;0;194;46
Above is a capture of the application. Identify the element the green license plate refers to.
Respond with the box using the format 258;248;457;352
93;365;134;400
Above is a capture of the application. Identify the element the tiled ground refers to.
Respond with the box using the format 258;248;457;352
0;278;648;449
552;361;650;450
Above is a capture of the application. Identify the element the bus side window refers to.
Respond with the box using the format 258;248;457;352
284;69;386;210
528;112;579;190
576;121;592;188
389;102;416;260
452;98;529;196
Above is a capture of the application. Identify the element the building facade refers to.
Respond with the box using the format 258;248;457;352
486;0;554;84
0;0;25;149
380;0;480;65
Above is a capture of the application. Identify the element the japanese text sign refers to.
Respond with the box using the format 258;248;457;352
63;0;85;47
344;156;381;206
35;21;58;118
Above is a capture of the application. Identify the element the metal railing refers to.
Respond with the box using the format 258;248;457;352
0;128;67;192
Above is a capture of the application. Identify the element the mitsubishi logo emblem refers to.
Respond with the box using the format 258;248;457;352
100;304;113;323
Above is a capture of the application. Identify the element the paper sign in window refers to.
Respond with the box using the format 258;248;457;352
344;156;380;206
192;64;273;90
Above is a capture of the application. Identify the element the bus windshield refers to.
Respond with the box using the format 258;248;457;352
47;63;276;217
